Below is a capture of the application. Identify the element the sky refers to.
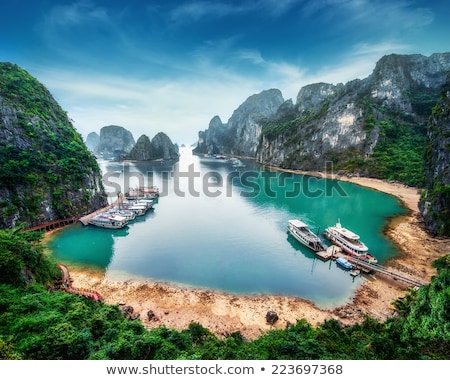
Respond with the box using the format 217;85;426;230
1;0;449;145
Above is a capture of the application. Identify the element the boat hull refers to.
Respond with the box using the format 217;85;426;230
88;220;127;229
288;220;327;252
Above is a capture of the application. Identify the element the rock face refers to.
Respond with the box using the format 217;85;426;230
128;134;154;160
256;53;450;171
194;53;450;182
96;125;135;159
85;132;100;153
0;62;108;229
127;132;179;161
193;89;284;156
419;77;450;236
151;132;179;160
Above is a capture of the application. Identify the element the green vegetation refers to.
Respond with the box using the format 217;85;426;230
0;63;104;226
0;228;449;360
420;88;450;236
365;118;427;186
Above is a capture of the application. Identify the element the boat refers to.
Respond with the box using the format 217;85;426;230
287;219;327;252
109;208;136;221
88;213;128;229
323;219;378;264
336;257;353;270
120;201;148;216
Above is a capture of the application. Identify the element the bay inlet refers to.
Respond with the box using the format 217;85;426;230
48;148;407;309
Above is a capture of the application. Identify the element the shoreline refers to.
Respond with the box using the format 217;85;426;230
47;171;449;340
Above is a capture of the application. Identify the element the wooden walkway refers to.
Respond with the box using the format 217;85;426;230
25;217;78;232
316;245;426;288
57;264;102;301
346;256;426;288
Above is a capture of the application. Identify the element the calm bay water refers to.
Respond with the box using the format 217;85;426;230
48;148;406;308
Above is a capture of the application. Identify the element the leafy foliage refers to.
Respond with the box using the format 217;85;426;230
0;230;449;360
0;63;104;227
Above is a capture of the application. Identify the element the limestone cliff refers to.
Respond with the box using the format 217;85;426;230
419;77;450;236
96;125;135;159
151;132;179;160
128;134;154;161
194;89;284;156
127;132;178;161
85;131;100;153
256;53;450;178
0;62;108;229
194;53;450;190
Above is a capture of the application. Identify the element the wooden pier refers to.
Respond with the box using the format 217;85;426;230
315;245;426;288
346;256;426;288
315;245;340;261
25;217;78;232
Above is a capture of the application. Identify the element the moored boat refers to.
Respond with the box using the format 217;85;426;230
88;213;128;229
120;201;148;216
109;207;136;221
288;219;327;252
336;257;353;270
323;219;377;264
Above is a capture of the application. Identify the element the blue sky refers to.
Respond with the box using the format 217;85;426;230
1;0;449;144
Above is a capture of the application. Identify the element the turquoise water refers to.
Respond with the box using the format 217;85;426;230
48;148;406;308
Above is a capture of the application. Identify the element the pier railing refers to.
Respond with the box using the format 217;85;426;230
347;256;426;288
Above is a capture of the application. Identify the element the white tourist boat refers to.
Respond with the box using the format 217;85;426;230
121;202;147;216
288;219;327;252
109;207;136;221
323;219;377;264
88;213;128;229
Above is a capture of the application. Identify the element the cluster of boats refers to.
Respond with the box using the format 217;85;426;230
287;217;378;265
88;187;159;229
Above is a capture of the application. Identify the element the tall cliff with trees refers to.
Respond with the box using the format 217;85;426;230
0;62;107;229
194;53;450;236
419;77;450;236
195;53;450;188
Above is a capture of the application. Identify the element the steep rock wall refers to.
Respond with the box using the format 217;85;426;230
0;62;107;229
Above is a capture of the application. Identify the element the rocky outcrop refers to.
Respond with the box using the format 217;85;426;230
127;132;179;161
85;132;100;153
128;134;154;160
256;53;450;174
0;62;108;229
151;132;179;160
96;125;135;159
419;77;450;236
193;89;284;156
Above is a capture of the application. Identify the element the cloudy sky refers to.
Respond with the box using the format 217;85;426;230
1;0;449;145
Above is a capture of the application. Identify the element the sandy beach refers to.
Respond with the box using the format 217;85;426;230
49;173;450;340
